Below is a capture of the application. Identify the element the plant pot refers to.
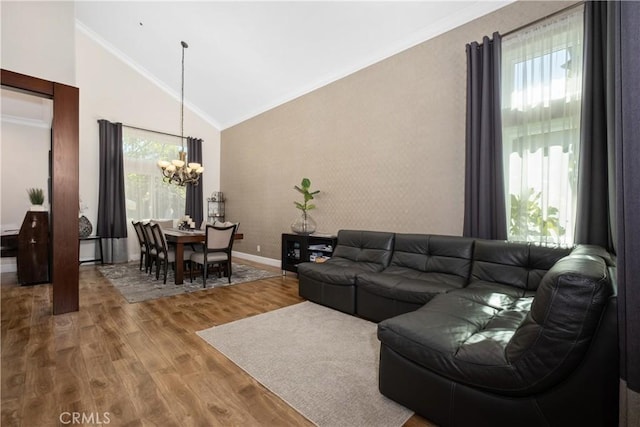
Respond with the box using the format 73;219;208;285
291;211;317;235
29;204;47;211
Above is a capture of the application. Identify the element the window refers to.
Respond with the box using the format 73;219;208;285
501;7;584;245
122;127;186;222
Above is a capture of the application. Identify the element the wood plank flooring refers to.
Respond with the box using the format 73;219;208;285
1;260;433;426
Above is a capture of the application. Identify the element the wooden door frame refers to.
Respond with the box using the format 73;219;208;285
2;68;79;314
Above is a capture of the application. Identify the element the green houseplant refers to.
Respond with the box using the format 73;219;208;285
291;178;319;235
27;188;46;211
509;188;566;244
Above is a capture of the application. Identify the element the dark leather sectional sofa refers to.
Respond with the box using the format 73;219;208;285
297;230;618;426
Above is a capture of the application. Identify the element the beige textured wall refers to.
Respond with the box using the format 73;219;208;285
221;1;577;261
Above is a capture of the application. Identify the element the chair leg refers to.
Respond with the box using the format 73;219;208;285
163;261;168;284
139;254;144;271
227;261;232;283
202;261;207;288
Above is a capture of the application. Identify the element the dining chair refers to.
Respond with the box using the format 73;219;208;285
131;221;148;271
189;224;237;287
214;220;240;233
150;223;175;284
142;222;157;274
151;223;194;284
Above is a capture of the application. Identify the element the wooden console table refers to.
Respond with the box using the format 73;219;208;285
281;233;337;274
79;235;104;265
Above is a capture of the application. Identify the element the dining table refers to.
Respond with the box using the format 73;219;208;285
164;228;244;285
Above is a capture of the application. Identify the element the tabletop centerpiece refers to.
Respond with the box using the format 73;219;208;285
178;215;196;231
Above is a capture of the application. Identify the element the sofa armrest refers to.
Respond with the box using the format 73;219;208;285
505;254;613;391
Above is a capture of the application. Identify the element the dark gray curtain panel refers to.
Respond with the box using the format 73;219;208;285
463;33;507;240
97;120;128;263
185;137;204;227
617;0;640;408
575;1;617;252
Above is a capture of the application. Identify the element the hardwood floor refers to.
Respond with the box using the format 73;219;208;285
1;260;433;426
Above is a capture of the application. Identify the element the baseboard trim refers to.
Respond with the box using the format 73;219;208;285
232;251;280;268
2;254;279;273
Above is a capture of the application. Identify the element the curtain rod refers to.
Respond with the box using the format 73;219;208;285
122;123;187;140
502;1;583;38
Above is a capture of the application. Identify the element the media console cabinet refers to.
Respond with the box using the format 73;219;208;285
281;233;337;274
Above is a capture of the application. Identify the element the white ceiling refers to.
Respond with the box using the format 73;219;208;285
75;1;512;130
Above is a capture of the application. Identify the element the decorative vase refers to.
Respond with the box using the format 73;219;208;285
79;215;93;238
291;211;317;235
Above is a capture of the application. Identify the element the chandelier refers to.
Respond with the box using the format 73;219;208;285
157;40;203;186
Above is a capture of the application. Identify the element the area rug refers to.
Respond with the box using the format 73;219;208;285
197;301;414;427
97;262;280;303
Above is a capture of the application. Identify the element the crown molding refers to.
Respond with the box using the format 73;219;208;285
75;21;222;131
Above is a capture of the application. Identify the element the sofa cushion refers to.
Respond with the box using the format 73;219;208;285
297;230;395;286
461;281;536;299
390;234;474;279
297;257;378;286
358;268;462;304
331;230;395;270
470;240;571;292
377;253;612;396
356;234;473;307
378;291;531;389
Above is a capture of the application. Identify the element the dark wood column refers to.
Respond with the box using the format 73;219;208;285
51;82;79;314
2;69;79;314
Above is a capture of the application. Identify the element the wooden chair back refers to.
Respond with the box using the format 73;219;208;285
205;224;236;253
151;223;170;256
132;221;145;247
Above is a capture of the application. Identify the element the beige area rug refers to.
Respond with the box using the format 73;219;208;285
197;301;414;427
97;261;280;303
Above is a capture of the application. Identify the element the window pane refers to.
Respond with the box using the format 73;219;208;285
501;6;583;245
122;128;186;222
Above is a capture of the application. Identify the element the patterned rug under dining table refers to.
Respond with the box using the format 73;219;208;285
163;228;244;285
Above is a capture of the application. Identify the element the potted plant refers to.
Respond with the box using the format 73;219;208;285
291;177;319;235
27;188;46;211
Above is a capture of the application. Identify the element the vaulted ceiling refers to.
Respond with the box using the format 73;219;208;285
76;1;512;130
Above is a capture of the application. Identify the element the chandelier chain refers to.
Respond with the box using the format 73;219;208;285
181;41;185;149
156;40;203;186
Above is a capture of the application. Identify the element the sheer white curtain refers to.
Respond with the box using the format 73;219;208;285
501;6;584;245
122;127;186;260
